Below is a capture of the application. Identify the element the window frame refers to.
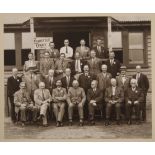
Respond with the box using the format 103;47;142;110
123;30;148;68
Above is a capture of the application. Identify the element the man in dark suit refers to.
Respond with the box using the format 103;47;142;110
87;80;103;125
70;52;85;78
125;78;144;125
7;68;22;123
93;39;108;59
132;65;149;121
44;69;56;95
105;78;124;125
79;65;96;119
79;65;96;93
61;68;75;92
105;51;121;78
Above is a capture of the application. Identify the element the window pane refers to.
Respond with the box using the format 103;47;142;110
4;33;15;49
129;33;143;49
4;50;16;66
111;32;122;48
129;49;144;64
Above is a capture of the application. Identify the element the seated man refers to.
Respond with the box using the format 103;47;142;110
105;78;124;126
125;78;144;125
87;80;103;125
52;80;67;127
14;82;37;127
67;80;86;126
34;82;51;127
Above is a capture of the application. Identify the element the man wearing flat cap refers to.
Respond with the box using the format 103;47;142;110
116;66;130;117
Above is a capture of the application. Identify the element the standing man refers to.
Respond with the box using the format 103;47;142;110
34;82;51;127
97;64;112;95
55;53;69;80
7;68;22;123
116;66;130;91
125;79;144;125
78;65;96;119
79;65;96;94
23;67;41;100
87;49;102;75
40;52;55;76
87;80;103;125
106;51;121;78
132;65;149;121
14;82;37;126
47;42;60;61
44;69;56;95
93;39;108;59
52;80;67;127
70;52;85;79
60;39;73;59
75;39;90;60
105;78;124;125
61;68;75;92
116;66;130;117
23;52;39;73
67;80;86;126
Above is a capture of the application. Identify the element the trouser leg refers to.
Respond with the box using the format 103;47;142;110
53;103;58;122
78;103;84;120
88;103;95;120
58;103;65;122
19;107;27;122
31;106;38;122
142;95;146;121
115;103;121;120
9;96;16;122
134;103;140;120
106;103;112;119
68;103;74;120
40;103;48;125
126;103;132;120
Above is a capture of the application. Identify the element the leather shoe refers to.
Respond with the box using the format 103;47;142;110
127;120;132;125
105;120;110;126
43;124;48;127
116;120;120;125
69;120;72;126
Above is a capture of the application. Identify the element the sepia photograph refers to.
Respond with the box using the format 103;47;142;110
3;14;152;140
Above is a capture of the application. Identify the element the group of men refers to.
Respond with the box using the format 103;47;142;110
7;38;149;127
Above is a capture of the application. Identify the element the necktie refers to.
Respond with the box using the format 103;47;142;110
97;46;101;52
110;59;113;65
66;46;68;54
67;76;70;87
42;89;45;101
49;77;53;86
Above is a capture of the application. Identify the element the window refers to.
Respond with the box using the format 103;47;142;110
4;50;16;66
128;32;144;64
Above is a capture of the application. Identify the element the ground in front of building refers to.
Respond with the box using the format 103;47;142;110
4;108;152;140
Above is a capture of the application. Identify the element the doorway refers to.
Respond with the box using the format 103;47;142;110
53;31;90;52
